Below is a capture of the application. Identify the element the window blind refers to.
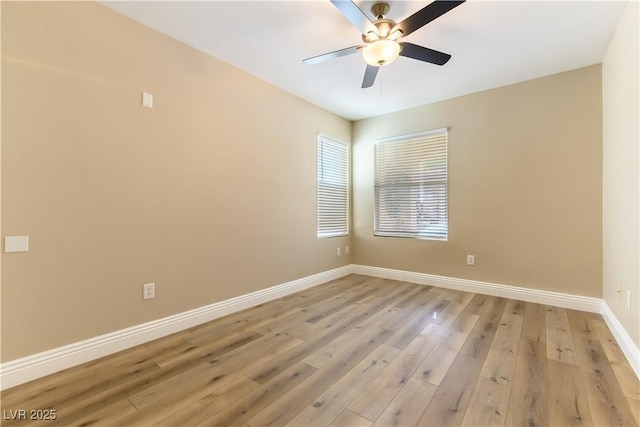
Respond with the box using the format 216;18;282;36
317;135;349;238
374;129;448;240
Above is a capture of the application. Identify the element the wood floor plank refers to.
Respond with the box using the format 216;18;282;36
354;280;419;313
547;359;593;426
287;301;361;340
0;345;156;415
391;283;434;309
287;344;401;426
505;301;550;427
479;310;523;385
329;409;373;427
504;298;526;316
0;361;163;427
348;323;448;421
348;301;478;422
369;290;440;337
431;291;475;330
301;283;382;324
182;276;365;344
196;361;317;426
628;397;640;426
372;378;437;427
413;312;480;386
65;398;139;427
302;325;371;369
246;327;394;427
354;279;413;305
113;377;255;426
546;305;578;365
416;354;484;426
283;275;370;309
182;303;294;344
159;395;230;427
128;331;302;410
460;293;491;316
416;294;504;426
460;377;510;427
384;291;449;349
246;282;419;385
146;336;212;369
356;287;443;335
459;296;508;361
245;306;306;336
379;286;437;332
414;345;460;387
245;303;375;385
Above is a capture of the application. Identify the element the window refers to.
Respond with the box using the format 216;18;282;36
374;128;448;240
317;135;349;238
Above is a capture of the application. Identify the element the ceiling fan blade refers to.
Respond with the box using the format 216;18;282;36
362;64;379;88
303;45;361;65
399;42;451;65
396;0;465;38
330;0;377;35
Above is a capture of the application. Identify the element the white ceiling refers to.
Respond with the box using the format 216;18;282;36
101;0;627;121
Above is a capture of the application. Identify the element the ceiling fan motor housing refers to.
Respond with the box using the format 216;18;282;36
371;2;390;19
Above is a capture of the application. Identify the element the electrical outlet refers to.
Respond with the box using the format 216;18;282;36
143;283;155;300
142;92;153;108
466;255;475;266
627;290;632;310
336;247;341;256
617;284;623;297
345;246;349;254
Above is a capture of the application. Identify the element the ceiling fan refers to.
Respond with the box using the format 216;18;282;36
303;0;465;88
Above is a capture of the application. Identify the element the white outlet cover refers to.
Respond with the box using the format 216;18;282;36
142;92;153;108
143;283;155;300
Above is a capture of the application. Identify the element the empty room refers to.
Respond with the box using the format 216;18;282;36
1;0;638;426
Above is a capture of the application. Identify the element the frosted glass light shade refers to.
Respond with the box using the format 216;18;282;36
362;39;401;66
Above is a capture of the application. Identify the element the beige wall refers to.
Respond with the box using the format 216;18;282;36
352;65;603;297
1;2;351;361
602;0;639;349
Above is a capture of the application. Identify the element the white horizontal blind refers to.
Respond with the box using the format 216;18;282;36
318;135;349;238
374;129;448;240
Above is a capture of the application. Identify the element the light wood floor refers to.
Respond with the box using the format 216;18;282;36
2;275;639;426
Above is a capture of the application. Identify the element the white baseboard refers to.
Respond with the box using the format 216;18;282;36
353;264;639;379
0;265;352;390
601;301;640;379
3;264;638;389
351;264;602;313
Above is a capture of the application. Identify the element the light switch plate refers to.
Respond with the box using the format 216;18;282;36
5;236;29;253
142;92;153;108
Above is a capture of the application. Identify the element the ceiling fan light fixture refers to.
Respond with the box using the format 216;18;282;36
362;39;401;66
